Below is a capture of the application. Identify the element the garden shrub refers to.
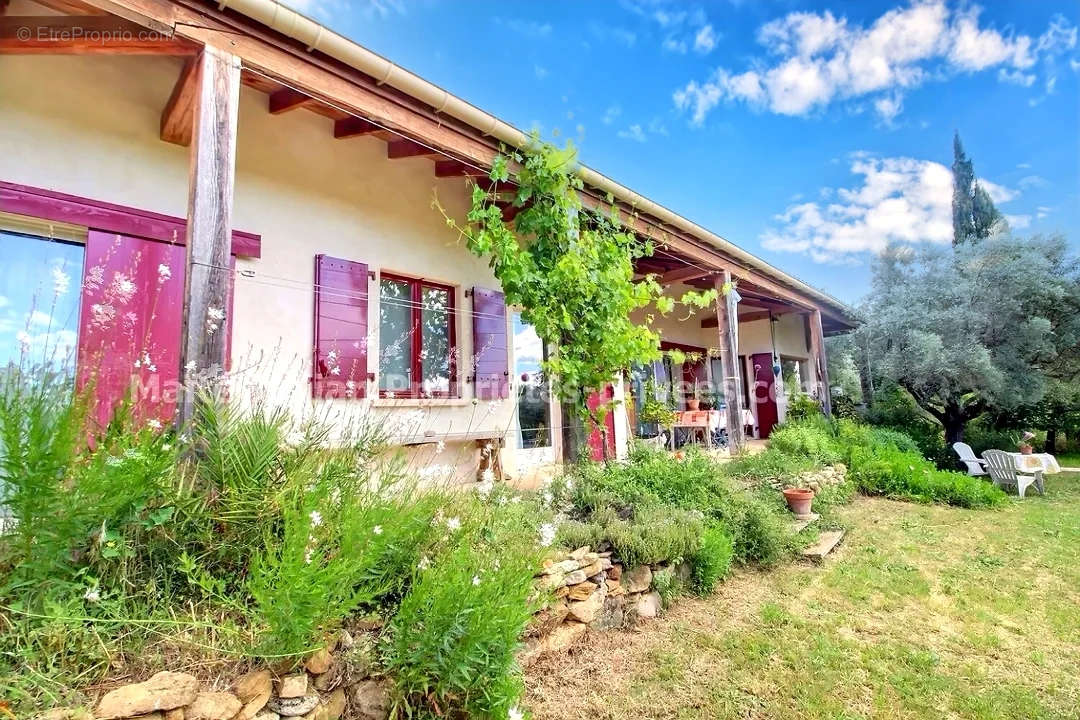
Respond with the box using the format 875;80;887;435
650;565;684;608
383;496;542;720
847;444;1005;508
722;446;815;485
556;504;704;569
690;524;734;594
767;417;842;465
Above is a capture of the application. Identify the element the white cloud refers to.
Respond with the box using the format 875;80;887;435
602;105;622;125
998;68;1036;86
0;296;8;309
662;36;688;54
534;64;549;80
1005;214;1032;229
1018;175;1049;190
761;154;1016;262
979;178;1017;204
694;24;717;54
674;1;1076;124
873;91;904;123
1036;205;1052;219
617;124;647;142
27;310;54;328
590;21;637;47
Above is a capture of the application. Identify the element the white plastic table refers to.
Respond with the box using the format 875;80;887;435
1005;452;1061;474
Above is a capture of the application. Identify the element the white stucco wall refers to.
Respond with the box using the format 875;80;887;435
0;51;528;482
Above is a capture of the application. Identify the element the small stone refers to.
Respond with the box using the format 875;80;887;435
543;559;579;575
568;546;590;560
305;647;334;675
589;595;628;631
576;552;599;566
608;584;627;597
165;710;184;720
542;620;587;653
322;688;346;720
608;564;622;581
636;591;662;619
538;572;566;589
337;630;355;650
566;581;598;601
234;670;272;705
347;680;390;720
312;661;343;692
579;560;605;578
553;585;570;598
598;551;613;558
562;569;587;586
186;692;243;720
253;711;280;720
266;695;319;718
96;671;199;719
278;675;308;699
567;589;605;623
527;600;569;638
624;565;652;593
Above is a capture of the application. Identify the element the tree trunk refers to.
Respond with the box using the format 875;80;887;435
943;415;965;446
560;400;584;464
1045;428;1057;454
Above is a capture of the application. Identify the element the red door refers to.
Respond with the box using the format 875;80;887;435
751;352;779;438
77;231;187;431
586;384;616;461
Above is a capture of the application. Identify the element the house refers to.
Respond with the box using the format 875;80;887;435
0;0;856;485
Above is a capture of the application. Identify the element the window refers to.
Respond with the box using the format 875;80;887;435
0;230;84;369
378;273;457;397
512;312;551;449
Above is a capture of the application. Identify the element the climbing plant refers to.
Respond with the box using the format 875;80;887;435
442;136;715;459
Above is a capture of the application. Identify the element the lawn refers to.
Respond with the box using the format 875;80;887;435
524;458;1080;720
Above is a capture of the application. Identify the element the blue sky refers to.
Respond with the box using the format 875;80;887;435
294;0;1078;304
0;233;83;367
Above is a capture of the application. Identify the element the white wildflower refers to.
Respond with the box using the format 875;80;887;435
184;361;197;372
417;555;431;571
510;495;522;504
157;264;172;282
15;330;31;352
472;575;481;586
111;273;136;303
541;490;553;506
373;525;383;535
538;523;557;548
162;443;171;451
147;418;162;431
309;510;323;527
84;265;105;290
90;303;116;328
304;547;314;564
446;516;461;532
83;586;101;603
105;455;123;467
508;706;524;720
435;440;446;455
52;266;70;296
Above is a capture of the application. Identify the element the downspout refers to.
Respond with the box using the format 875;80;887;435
213;0;848;317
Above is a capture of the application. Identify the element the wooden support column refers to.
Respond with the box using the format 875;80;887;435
178;45;240;426
714;271;746;453
808;309;832;416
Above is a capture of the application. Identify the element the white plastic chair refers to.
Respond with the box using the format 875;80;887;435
982;450;1044;498
953;442;987;476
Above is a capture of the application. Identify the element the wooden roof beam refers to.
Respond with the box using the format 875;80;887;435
434;160;487;178
160;55;199;146
658;265;717;285
268;87;316;114
333;116;380;138
0;16;196;54
387;138;442;159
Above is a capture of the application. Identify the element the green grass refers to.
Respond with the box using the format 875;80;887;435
524;468;1080;719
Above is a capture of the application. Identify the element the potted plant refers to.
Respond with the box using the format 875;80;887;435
1015;430;1036;455
781;478;815;518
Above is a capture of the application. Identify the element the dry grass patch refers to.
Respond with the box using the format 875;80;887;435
525;468;1080;720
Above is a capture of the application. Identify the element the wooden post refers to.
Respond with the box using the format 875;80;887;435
714;271;746;453
178;45;240;426
808;309;832;416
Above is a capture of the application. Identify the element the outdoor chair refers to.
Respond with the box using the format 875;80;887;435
953;442;987;476
982;450;1044;498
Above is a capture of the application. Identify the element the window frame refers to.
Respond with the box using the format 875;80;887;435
377;271;459;399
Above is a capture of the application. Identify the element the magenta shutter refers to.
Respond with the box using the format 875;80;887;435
313;254;370;398
77;231;187;431
471;286;508;400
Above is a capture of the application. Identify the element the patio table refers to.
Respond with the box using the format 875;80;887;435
1005;452;1061;474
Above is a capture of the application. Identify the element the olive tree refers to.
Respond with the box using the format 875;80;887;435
858;233;1079;445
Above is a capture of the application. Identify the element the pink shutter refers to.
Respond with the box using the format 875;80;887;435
471;286;508;400
313;255;369;398
77;231;187;431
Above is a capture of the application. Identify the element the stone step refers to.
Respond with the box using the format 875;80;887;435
801;530;845;561
789;512;820;534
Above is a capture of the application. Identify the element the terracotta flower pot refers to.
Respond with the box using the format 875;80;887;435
782;487;815;518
